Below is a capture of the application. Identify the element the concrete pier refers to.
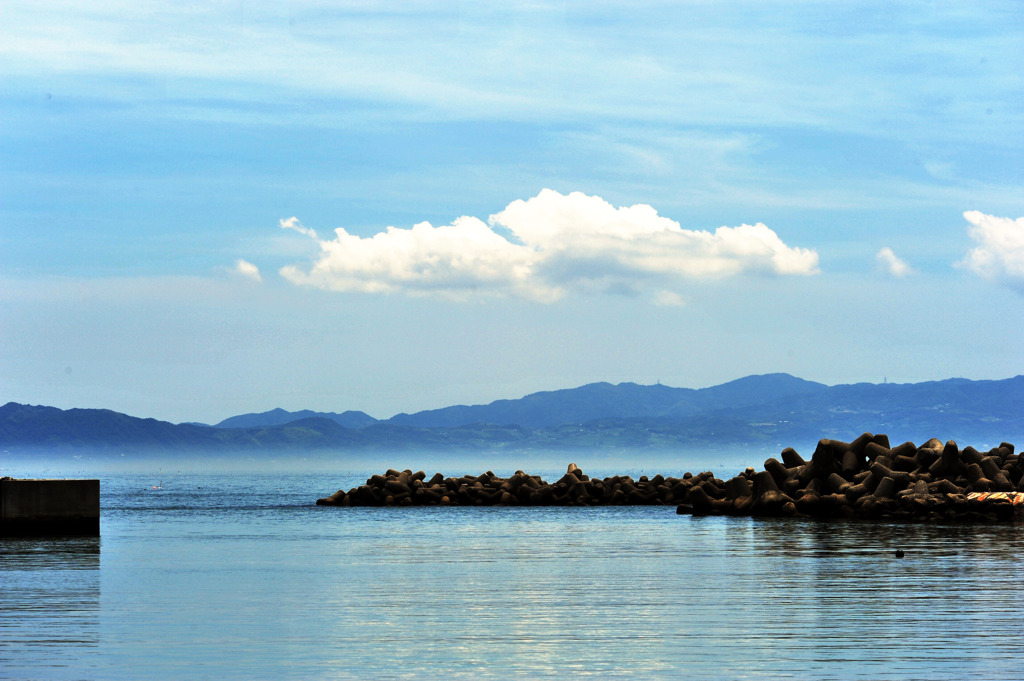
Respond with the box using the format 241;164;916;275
0;478;100;536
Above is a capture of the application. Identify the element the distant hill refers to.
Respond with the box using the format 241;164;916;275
2;374;1022;458
570;376;1024;450
0;402;218;450
215;408;378;430
387;373;827;428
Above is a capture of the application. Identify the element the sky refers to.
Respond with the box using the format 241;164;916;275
2;1;1023;424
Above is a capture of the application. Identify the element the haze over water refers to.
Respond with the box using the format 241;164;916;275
3;468;1023;680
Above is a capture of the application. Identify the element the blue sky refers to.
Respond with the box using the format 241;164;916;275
2;1;1022;423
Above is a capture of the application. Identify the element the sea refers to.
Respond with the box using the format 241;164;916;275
3;458;1024;680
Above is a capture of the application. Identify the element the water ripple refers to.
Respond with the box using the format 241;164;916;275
3;473;1023;679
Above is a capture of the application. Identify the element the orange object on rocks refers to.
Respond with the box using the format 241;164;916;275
967;492;1024;506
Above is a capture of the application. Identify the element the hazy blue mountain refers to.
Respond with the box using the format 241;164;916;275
2;374;1021;458
595;375;1024;449
387;381;689;428
0;402;219;451
215;408;379;430
755;376;1024;445
212;417;368;448
386;373;827;428
680;373;828;414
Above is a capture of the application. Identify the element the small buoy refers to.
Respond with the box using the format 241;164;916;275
895;549;905;558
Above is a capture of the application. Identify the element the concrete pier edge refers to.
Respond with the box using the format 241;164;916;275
0;478;100;536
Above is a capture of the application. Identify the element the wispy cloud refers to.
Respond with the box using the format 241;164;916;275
653;290;687;307
876;247;913;278
958;210;1024;291
278;189;819;301
2;1;1016;148
280;217;317;239
233;259;262;283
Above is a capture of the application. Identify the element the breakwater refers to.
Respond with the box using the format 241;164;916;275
317;462;683;508
678;433;1022;522
316;433;1022;521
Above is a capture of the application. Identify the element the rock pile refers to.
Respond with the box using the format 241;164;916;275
678;433;1023;521
315;434;1023;521
316;463;689;507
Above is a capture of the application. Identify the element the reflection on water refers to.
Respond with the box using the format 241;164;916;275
0;537;100;674
4;474;1024;679
711;519;1024;678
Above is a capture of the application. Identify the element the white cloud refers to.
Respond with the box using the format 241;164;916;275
279;189;820;301
876;247;913;278
958;211;1024;291
233;259;262;282
280;217;317;239
281;215;546;300
653;290;687;307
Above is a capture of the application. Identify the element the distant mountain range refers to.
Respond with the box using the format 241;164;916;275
214;373;826;430
2;373;1022;459
214;408;378;430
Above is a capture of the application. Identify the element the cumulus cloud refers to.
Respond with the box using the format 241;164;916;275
279;189;819;301
233;259;262;282
876;247;913;278
958;211;1024;290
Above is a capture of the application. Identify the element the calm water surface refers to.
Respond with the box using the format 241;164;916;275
3;471;1024;680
